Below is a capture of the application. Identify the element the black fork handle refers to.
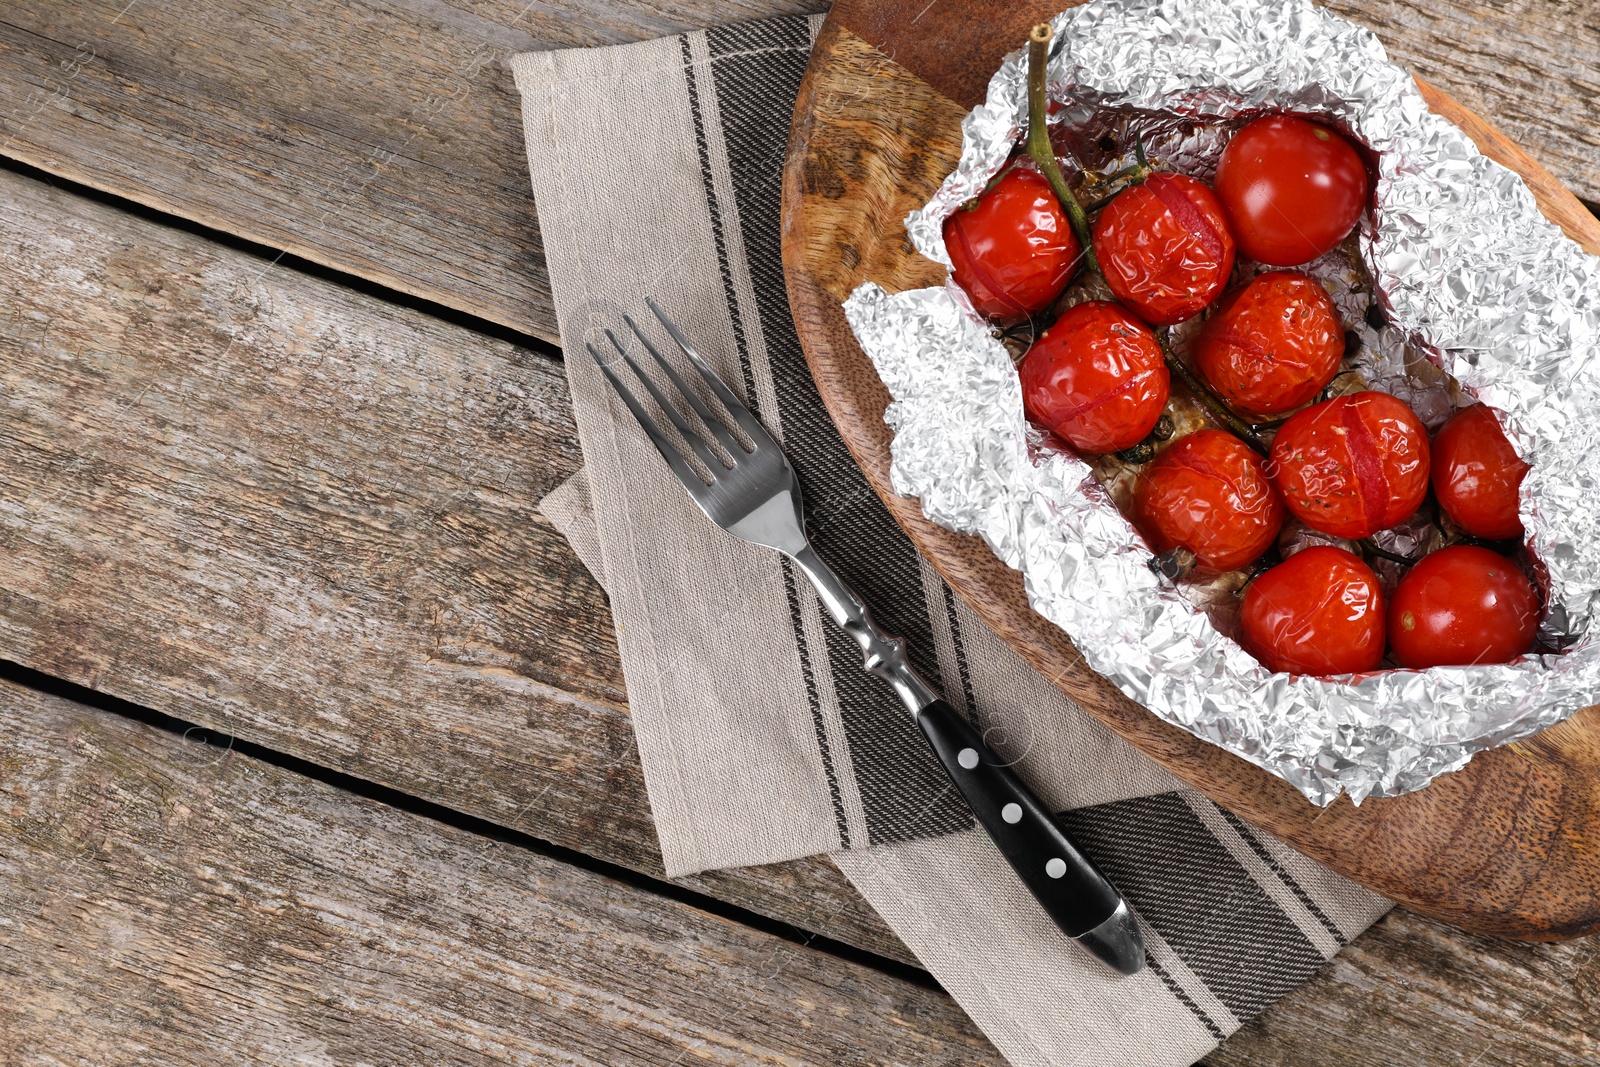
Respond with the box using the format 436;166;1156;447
915;698;1125;938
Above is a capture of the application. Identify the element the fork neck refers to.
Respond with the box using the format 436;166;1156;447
788;544;941;715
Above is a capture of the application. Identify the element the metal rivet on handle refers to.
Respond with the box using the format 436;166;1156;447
1045;858;1067;879
957;748;979;769
1002;803;1022;823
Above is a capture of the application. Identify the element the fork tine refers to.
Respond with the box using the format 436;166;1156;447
586;342;708;498
645;297;774;446
604;329;726;474
623;313;746;458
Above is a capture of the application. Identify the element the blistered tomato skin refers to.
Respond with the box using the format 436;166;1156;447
1133;430;1284;573
1432;404;1530;540
1214;115;1370;267
1242;546;1386;675
1019;301;1171;454
944;162;1081;321
1269;392;1430;539
1388;545;1540;668
1193;272;1344;419
1092;173;1237;327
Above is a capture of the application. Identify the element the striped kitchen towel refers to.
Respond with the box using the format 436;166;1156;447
512;15;1391;1067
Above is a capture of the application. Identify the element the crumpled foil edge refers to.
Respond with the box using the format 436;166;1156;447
842;0;1600;805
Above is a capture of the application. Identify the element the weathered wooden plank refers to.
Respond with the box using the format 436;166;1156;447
0;0;1594;346
0;158;911;967
0;0;828;345
1211;909;1600;1067
0;678;1000;1065
1320;0;1600;215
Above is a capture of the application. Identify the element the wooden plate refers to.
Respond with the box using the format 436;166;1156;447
782;0;1600;940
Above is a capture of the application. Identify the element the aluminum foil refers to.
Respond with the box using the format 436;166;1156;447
843;0;1600;804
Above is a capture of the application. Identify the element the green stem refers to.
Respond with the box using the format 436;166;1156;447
1079;136;1156;211
1025;24;1100;279
1084;160;1149;191
1156;332;1270;455
1082;193;1123;214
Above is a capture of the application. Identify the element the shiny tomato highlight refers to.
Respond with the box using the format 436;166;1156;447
1214;115;1370;267
1019;301;1170;454
1242;546;1386;675
1431;404;1530;540
1092;173;1236;326
1269;391;1430;539
944;162;1081;321
1193;271;1344;419
1133;430;1284;573
1388;545;1540;668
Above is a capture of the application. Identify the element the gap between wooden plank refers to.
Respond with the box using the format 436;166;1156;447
0;154;561;362
0;675;1002;1066
0;652;943;995
0;156;919;970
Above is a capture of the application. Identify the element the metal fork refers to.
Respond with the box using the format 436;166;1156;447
588;299;1144;975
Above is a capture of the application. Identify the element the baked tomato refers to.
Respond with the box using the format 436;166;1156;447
1214;115;1369;267
1133;430;1284;573
1388;545;1540;668
944;161;1081;321
1269;391;1429;539
1193;271;1344;419
1432;404;1530;540
1242;545;1386;675
1092;173;1236;326
1019;301;1170;454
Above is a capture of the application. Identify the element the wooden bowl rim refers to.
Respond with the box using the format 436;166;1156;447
782;11;1600;939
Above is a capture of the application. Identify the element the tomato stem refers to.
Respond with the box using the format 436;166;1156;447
1360;538;1415;566
1082;185;1135;214
1025;24;1101;280
1148;546;1199;582
1156;331;1270;456
1116;440;1157;464
1079;136;1156;212
997;317;1041;363
1115;412;1176;463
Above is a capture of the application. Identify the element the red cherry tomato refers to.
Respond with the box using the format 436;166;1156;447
944;161;1081;321
1019;301;1170;454
1092;173;1236;326
1242;546;1385;675
1432;404;1530;540
1388;545;1540;668
1214;115;1370;267
1269;391;1430;539
1193;271;1344;419
1133;429;1284;573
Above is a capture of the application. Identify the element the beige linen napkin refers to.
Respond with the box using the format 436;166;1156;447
513;16;1391;1067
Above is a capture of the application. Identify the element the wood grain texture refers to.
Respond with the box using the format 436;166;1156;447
1319;0;1600;211
1210;908;1600;1067
0;0;828;345
3;674;1598;1067
0;0;1595;347
2;65;1599;1067
0;679;1000;1065
0;1;1597;1061
783;10;1600;939
0;160;914;969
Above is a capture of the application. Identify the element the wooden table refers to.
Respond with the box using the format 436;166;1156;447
0;2;1595;1063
